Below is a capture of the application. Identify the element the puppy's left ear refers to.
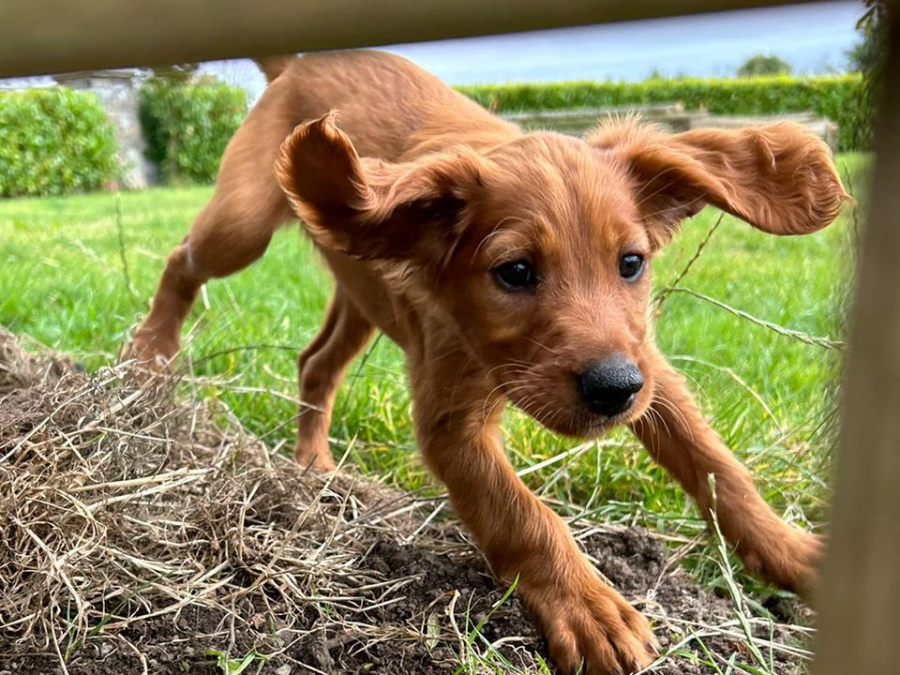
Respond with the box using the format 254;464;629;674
274;113;482;268
589;121;849;248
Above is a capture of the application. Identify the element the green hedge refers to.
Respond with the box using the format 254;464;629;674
139;80;247;184
456;74;865;151
0;88;118;198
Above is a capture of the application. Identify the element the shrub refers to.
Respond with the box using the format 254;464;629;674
456;74;865;151
737;54;793;77
0;88;118;198
139;78;247;184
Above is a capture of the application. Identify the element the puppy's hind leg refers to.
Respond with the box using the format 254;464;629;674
126;186;292;371
125;75;302;371
295;290;375;470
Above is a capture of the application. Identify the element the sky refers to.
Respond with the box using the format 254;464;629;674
2;1;866;101
200;1;867;103
384;1;866;83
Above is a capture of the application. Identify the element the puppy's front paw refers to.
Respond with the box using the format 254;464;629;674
119;330;178;375
294;442;336;472
741;528;823;602
528;572;656;674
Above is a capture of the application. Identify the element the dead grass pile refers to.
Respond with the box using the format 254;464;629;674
0;327;454;673
0;327;813;674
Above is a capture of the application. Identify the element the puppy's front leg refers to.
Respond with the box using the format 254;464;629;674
631;349;822;599
411;356;656;675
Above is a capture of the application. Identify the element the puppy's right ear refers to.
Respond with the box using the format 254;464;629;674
275;113;482;266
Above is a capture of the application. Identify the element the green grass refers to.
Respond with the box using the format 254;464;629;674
0;154;867;595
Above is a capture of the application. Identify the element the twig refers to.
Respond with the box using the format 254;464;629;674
115;192;139;302
665;287;845;350
68;468;211;494
655;212;724;310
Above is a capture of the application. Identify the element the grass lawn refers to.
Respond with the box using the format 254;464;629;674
0;153;867;597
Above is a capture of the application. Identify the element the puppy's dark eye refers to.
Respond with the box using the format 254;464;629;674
619;253;645;281
493;260;537;291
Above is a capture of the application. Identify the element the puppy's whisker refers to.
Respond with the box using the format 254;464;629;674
525;338;562;357
482;381;525;419
640;406;666;441
648;407;665;440
652;395;689;439
486;361;535;380
665;409;692;441
483;378;534;416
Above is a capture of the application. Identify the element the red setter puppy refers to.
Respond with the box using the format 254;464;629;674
126;51;846;674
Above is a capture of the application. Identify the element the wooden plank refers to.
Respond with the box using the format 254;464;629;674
811;14;900;675
1;0;813;78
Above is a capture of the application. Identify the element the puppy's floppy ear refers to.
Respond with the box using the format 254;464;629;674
588;120;849;248
274;113;482;267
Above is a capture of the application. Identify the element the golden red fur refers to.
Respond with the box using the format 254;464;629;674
126;51;847;674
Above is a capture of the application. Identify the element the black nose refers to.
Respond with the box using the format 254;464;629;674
576;354;643;417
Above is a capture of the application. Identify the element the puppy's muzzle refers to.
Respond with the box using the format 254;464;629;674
576;354;644;418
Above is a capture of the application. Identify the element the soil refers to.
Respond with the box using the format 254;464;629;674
0;330;810;675
3;528;807;675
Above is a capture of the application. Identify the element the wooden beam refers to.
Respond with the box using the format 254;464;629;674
1;0;812;79
811;13;900;675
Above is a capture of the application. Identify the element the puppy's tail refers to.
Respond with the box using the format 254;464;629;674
253;55;297;83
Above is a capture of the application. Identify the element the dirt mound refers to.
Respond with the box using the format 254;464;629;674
0;328;811;674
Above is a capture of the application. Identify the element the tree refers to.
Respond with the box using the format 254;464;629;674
847;0;888;149
736;54;793;78
847;2;888;74
146;63;200;86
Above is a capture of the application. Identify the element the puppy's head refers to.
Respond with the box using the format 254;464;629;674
276;113;847;437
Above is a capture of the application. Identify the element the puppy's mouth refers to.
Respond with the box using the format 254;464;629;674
504;385;649;438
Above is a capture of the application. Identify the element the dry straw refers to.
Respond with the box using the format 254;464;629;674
0;327;451;671
0;327;813;674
